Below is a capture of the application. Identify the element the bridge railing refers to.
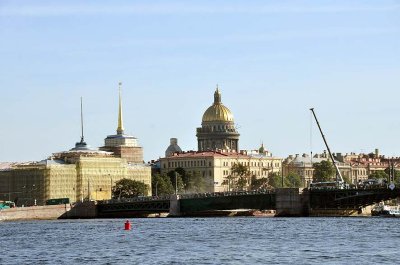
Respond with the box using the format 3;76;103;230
179;189;274;199
98;195;171;205
98;189;275;204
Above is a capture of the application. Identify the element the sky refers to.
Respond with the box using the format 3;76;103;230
0;0;399;162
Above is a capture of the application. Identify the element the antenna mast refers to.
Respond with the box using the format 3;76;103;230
310;108;344;184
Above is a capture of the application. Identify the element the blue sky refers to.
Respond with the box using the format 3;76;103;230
0;0;399;162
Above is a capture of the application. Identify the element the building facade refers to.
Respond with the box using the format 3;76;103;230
282;152;352;187
282;149;400;186
160;149;282;193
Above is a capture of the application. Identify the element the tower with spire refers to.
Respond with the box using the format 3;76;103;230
100;83;144;163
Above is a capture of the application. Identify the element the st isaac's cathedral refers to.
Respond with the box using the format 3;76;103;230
196;88;240;152
160;87;282;193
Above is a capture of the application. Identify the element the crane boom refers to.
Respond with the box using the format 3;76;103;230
310;108;344;185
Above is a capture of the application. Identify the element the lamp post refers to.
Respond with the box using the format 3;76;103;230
175;172;178;195
32;184;36;206
155;181;158;197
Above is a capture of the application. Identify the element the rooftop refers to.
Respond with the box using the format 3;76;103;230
163;150;278;159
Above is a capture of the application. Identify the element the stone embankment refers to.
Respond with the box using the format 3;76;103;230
0;201;97;221
0;204;71;221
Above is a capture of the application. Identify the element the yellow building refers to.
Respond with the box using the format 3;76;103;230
0;85;151;206
0;151;151;206
160;149;282;192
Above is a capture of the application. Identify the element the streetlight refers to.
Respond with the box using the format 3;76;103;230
32;184;36;206
175;172;178;195
155;181;158;197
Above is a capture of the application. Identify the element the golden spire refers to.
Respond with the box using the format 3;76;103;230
117;82;124;135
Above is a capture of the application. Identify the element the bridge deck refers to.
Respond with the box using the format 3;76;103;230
310;188;400;209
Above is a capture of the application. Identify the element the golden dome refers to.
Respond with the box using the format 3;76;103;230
202;88;234;122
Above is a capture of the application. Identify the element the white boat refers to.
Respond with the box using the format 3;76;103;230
380;205;400;217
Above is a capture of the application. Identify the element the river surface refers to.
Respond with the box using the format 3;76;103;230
1;217;399;264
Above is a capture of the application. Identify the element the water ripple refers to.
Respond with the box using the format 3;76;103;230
1;217;400;264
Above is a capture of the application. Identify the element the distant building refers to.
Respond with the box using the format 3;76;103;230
0;85;151;206
340;149;400;182
283;149;400;186
160;87;282;192
282;151;352;187
160;148;282;193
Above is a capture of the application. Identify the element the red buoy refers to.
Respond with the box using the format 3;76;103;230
124;220;131;230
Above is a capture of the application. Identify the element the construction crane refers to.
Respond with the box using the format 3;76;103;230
310;108;345;188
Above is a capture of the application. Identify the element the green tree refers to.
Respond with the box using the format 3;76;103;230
175;167;187;183
313;160;335;182
250;177;270;190
185;171;207;193
268;172;283;188
152;174;174;196
369;170;389;181
222;174;237;191
167;170;185;193
342;175;352;185
383;168;400;184
231;163;250;191
285;172;302;188
112;178;149;199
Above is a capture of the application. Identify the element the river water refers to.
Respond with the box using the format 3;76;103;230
1;217;399;264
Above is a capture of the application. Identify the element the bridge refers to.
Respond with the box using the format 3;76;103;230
97;191;275;217
310;188;400;209
95;188;400;217
97;197;171;217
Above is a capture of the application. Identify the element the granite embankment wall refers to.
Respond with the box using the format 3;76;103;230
0;204;71;221
0;201;97;221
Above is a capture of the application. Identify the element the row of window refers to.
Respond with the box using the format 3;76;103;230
229;161;281;168
205;125;235;131
166;160;212;168
222;170;271;176
165;160;281;169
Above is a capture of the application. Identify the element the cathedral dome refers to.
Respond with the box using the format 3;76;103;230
202;88;234;123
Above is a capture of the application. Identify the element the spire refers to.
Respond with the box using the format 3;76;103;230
259;142;265;154
80;96;84;142
71;97;90;151
214;84;221;104
117;82;125;135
